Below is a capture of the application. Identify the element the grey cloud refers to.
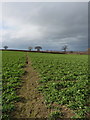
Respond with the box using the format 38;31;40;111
2;2;88;51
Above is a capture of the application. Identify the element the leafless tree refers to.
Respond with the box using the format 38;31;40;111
62;45;68;53
28;46;33;51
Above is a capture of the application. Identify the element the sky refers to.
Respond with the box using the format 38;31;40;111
0;2;88;51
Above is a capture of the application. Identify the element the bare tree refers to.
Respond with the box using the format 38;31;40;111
28;46;33;51
3;46;8;50
62;45;68;53
35;46;42;51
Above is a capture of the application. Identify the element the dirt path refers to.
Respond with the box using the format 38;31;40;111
12;53;75;119
12;53;51;118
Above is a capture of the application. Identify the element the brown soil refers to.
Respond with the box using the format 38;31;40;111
50;103;75;118
11;53;75;119
12;53;51;118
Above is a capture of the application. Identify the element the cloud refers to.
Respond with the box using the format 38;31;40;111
1;2;88;51
2;0;89;2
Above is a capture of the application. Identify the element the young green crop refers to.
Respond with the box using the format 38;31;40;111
2;51;89;119
2;51;26;119
29;52;89;118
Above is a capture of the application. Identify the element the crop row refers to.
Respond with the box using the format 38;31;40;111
29;53;89;118
2;51;26;120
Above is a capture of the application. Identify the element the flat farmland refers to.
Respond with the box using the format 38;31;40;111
2;51;26;119
2;51;89;119
29;53;89;118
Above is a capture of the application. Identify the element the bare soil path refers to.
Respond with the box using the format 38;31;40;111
12;53;51;118
12;52;75;119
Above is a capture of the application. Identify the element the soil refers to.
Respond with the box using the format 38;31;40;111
11;53;75;119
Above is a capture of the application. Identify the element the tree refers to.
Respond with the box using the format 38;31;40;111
35;46;42;51
3;46;8;50
62;45;68;53
28;46;33;51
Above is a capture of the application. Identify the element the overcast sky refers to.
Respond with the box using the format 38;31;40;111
1;2;88;51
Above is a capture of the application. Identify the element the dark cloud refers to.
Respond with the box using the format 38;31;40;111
2;2;88;51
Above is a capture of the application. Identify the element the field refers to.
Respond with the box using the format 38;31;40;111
2;51;26;119
2;51;89;119
29;53;89;118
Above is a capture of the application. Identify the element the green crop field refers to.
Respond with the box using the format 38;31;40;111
29;53;89;118
1;51;89;119
2;51;26;119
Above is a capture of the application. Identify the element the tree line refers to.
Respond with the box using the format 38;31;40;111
3;45;68;52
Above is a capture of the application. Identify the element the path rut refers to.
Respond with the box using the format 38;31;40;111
12;53;51;118
11;53;75;119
